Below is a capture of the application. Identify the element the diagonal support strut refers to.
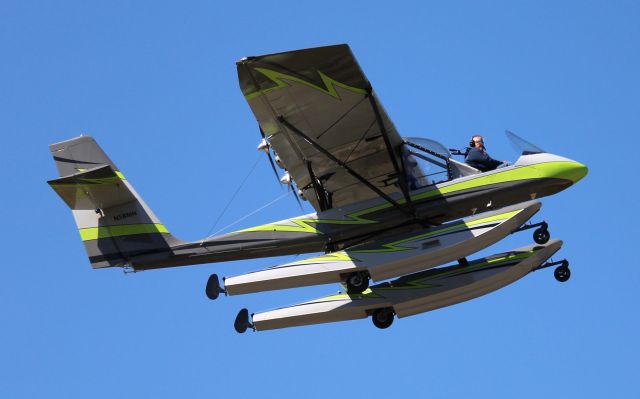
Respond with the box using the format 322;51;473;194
365;87;416;216
304;159;331;212
278;116;412;218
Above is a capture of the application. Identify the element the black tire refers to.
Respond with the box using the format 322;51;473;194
533;228;550;244
372;308;395;329
205;274;221;300
554;266;571;282
346;271;369;294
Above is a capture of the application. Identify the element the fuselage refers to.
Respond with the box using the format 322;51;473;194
133;152;587;270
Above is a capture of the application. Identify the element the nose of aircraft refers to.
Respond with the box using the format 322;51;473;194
527;154;588;186
559;160;588;184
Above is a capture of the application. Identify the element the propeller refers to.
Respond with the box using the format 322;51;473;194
290;181;304;210
280;171;304;210
258;126;280;181
258;125;303;210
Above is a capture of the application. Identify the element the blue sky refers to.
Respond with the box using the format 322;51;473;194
2;1;638;397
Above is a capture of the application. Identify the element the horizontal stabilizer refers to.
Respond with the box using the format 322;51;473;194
48;164;134;210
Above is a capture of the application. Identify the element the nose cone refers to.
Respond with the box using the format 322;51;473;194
565;161;588;184
555;161;589;184
528;154;588;185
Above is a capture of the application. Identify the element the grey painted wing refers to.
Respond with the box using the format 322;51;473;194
237;44;404;211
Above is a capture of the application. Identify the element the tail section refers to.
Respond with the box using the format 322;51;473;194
48;136;181;268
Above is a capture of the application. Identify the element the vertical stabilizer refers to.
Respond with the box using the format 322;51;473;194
48;136;182;268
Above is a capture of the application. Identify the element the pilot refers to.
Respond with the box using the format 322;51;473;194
465;135;508;172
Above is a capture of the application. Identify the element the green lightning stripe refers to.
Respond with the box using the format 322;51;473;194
324;251;536;301
236;219;321;234
314;288;384;302
353;209;522;254
310;250;536;302
79;223;169;241
280;251;361;266
380;251;535;291
244;68;367;100
236;210;380;235
278;208;522;267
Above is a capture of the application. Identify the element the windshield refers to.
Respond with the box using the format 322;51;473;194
399;132;545;189
402;137;452;188
505;130;545;155
403;137;451;158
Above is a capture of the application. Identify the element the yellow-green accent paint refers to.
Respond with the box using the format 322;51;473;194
235;210;380;235
536;162;587;184
236;219;322;234
79;223;169;241
411;161;581;202
353;209;522;254
234;161;580;236
317;288;384;302
279;209;522;268
244;68;367;100
115;170;126;180
312;250;536;302
282;251;361;266
381;250;534;290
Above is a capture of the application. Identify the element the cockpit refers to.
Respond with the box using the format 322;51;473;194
401;131;547;190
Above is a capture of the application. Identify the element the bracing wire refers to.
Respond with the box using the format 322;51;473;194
209;190;290;237
201;153;262;243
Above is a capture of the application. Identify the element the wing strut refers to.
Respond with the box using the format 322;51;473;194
278;116;412;218
365;87;416;216
304;160;332;211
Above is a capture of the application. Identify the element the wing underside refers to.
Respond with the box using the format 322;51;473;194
237;44;406;212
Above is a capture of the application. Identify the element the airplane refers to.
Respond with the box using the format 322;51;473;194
47;44;587;332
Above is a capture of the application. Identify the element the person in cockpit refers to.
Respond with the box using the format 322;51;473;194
465;135;508;172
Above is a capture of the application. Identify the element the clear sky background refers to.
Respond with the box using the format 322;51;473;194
2;1;638;397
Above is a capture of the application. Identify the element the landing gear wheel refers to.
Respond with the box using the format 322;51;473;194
533;227;550;244
372;308;395;329
345;271;370;294
205;274;222;300
554;264;571;282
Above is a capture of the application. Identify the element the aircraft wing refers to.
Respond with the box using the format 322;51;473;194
237;44;406;212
